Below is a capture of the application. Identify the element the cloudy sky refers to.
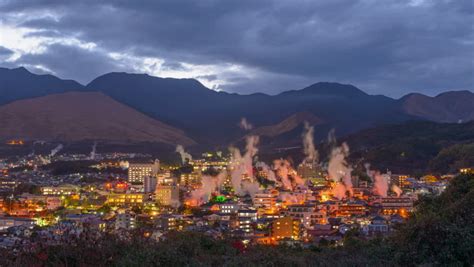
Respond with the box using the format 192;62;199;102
0;0;472;97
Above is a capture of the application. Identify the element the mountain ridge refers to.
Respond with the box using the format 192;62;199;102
0;67;472;146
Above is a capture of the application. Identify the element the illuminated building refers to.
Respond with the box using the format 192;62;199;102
284;204;327;228
155;184;179;207
156;214;177;231
128;160;160;184
271;217;300;240
0;217;35;231
179;172;202;186
253;191;277;214
41;184;79;196
391;174;410;189
336;201;367;217
104;181;128;193
6;140;24;145
144;176;157;193
217;202;240;214
106;193;144;206
380;197;413;217
421;175;439;184
190;158;228;172
297;163;325;185
237;209;257;235
460;168;474;174
115;211;136;230
0;179;19;191
364;216;389;236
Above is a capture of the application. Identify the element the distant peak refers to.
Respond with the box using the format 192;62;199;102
14;66;29;72
281;82;368;97
435;90;473;98
400;90;474;101
0;66;31;74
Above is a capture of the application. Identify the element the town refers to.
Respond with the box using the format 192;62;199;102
0;136;467;252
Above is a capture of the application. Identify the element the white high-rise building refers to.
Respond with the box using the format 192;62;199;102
128;159;160;184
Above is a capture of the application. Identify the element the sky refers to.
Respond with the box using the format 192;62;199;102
0;0;472;97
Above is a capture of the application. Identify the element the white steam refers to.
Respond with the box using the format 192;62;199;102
89;142;97;160
229;135;260;197
239;117;253;130
328;142;352;199
176;145;192;164
302;122;318;165
391;184;403;197
50;144;63;157
189;172;227;205
373;172;389;197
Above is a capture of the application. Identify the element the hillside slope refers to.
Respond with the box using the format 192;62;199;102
400;91;474;123
0;92;195;145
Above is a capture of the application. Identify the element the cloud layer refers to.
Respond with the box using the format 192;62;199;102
0;0;472;96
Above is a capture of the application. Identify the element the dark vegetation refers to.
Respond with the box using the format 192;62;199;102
2;174;472;266
344;121;474;174
40;160;99;175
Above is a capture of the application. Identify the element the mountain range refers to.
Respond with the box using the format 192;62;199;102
0;66;472;148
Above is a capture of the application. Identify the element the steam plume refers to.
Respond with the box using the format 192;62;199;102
273;159;305;190
256;161;277;183
391;184;402;197
302;122;318;165
89;142;97;160
373;172;389;197
327;142;352;199
50;144;63;157
176;145;192;164
229;135;260;196
188;172;227;205
239;117;253;130
119;161;129;170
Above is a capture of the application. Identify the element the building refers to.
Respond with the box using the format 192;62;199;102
237;209;257;235
41;184;79;196
115;211;136;230
336;201;367;217
179;172;202;186
380;196;413;217
106;193;144;206
364;216;389;236
253;191;277;214
391;174;410;189
155;184;180;207
284;204;327;229
297;163;325;185
128;160;160;184
144;176;157;193
104;181;129;193
0;217;35;231
271;217;300;241
217;202;240;214
155;214;177;231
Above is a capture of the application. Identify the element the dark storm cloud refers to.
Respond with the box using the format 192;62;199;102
16;43;134;84
0;0;472;96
